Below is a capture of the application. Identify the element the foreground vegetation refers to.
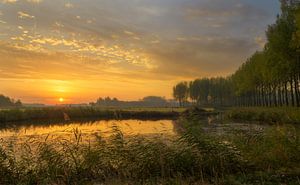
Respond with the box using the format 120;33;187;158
0;113;299;184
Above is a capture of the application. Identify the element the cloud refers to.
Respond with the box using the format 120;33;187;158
26;0;42;3
150;40;160;44
2;0;274;78
65;2;74;8
124;30;135;35
0;0;280;102
1;0;42;3
0;40;158;86
18;11;35;19
183;0;269;34
1;0;17;3
145;36;258;78
185;0;267;20
54;21;64;28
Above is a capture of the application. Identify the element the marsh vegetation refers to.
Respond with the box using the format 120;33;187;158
0;1;300;185
0;113;299;184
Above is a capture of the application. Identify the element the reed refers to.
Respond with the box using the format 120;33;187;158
0;124;244;184
1;119;299;184
226;107;300;124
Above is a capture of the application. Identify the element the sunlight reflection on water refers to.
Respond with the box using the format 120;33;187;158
0;120;176;145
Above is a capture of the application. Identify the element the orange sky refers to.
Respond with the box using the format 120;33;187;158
0;0;279;104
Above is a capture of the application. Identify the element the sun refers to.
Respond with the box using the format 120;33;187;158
59;97;64;102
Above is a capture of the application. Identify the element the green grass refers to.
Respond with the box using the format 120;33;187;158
226;125;300;184
178;116;300;184
225;107;300;124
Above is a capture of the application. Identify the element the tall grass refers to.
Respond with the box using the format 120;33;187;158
226;107;300;124
0;114;299;184
226;124;300;183
177;117;300;184
0;124;250;184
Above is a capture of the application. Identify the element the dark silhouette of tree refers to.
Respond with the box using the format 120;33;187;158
142;96;168;106
94;96;170;107
0;94;22;107
173;1;300;108
173;82;189;107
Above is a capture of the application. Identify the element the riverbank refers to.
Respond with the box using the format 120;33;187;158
225;107;300;124
2;106;299;127
0;107;184;124
177;114;300;184
0;108;299;184
0;122;234;185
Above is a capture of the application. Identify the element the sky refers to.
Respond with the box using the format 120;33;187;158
0;0;280;104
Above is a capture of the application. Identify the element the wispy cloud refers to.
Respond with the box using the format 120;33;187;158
1;0;42;3
26;0;42;3
1;0;17;3
0;0;280;102
65;2;74;8
18;11;35;19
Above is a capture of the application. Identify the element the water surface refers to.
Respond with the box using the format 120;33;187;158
0;119;176;145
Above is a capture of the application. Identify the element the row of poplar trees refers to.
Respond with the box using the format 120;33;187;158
173;0;300;107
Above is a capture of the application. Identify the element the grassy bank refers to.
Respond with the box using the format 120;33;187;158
0;107;299;184
225;107;300;124
178;116;300;184
0;116;299;184
0;107;182;124
0;126;242;185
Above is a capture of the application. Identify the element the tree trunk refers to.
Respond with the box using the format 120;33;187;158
290;79;295;107
294;74;300;107
284;82;289;106
272;85;277;107
278;86;282;107
268;86;272;107
261;86;265;107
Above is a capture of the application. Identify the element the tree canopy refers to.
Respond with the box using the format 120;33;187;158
0;95;22;107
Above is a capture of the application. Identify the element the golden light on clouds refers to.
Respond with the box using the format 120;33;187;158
0;0;280;104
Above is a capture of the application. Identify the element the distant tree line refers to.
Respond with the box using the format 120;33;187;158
173;1;300;107
173;78;234;107
0;94;22;107
91;96;178;107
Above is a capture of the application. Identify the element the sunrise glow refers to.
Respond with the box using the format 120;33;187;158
0;0;280;104
59;98;64;103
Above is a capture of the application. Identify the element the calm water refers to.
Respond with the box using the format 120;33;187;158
0;120;176;145
1;117;295;148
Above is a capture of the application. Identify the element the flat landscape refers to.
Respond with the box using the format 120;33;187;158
0;0;300;184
